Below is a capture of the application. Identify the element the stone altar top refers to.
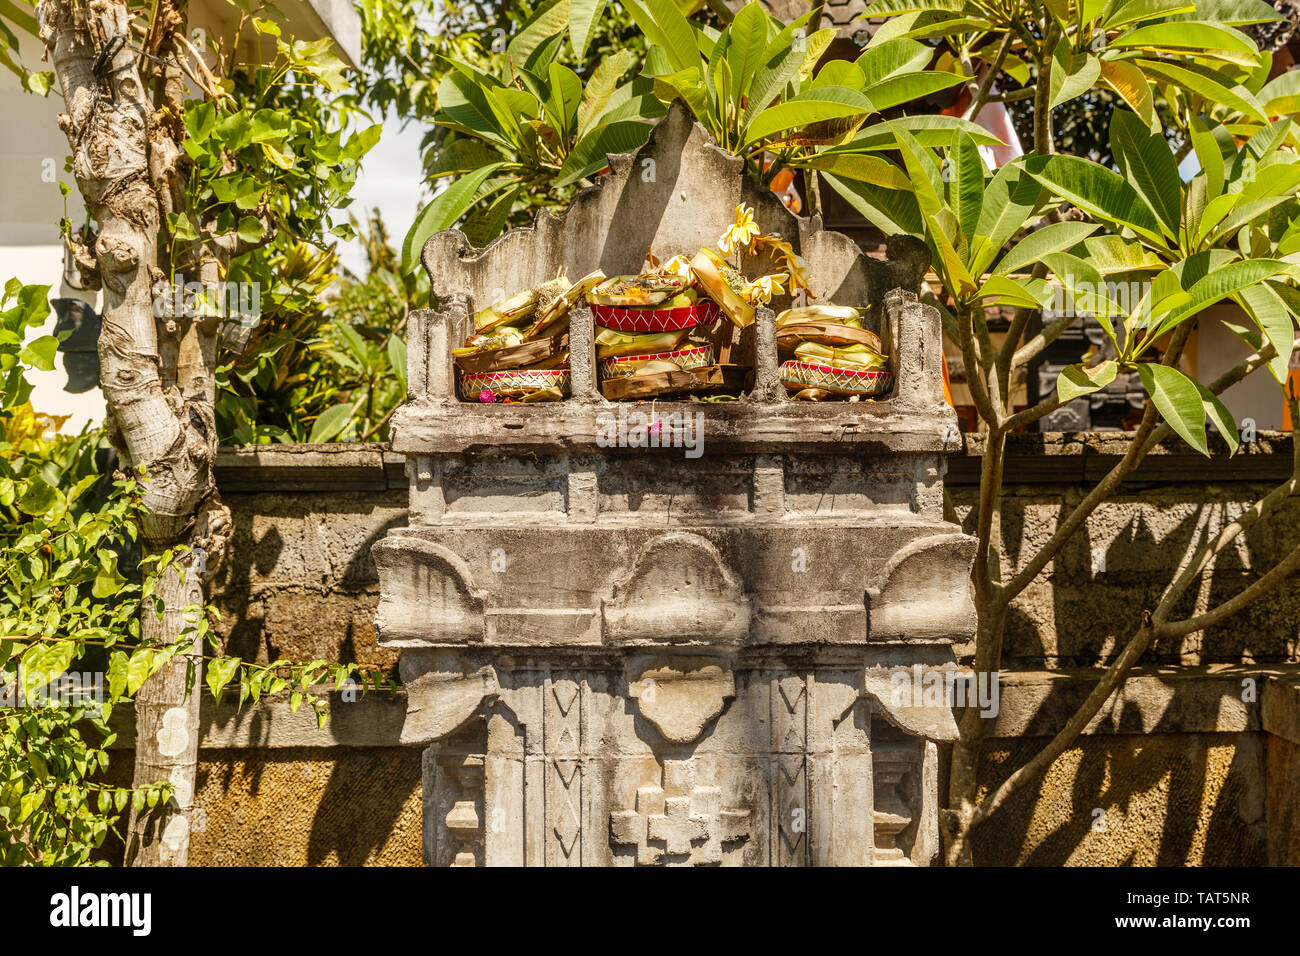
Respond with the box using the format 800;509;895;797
393;105;954;457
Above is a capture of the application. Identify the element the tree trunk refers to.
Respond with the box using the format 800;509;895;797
39;0;227;866
126;550;204;865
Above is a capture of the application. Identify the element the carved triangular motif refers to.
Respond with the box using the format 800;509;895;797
552;681;579;715
554;757;580;787
778;679;806;714
779;813;805;852
556;727;579;753
779;754;804;785
555;813;580;854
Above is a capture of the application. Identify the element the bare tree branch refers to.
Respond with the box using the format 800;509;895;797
1159;540;1300;640
1003;389;1061;432
965;356;1297;830
996;326;1248;609
971;615;1157;826
958;303;1003;428
1012;309;1077;369
964;31;1015;121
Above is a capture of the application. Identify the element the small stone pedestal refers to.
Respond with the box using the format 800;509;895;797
374;106;976;866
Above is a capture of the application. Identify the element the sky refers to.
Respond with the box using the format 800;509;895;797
335;108;430;277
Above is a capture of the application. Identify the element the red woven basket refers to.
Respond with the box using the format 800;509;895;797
589;300;719;332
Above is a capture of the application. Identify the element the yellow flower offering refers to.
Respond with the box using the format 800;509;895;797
718;203;759;255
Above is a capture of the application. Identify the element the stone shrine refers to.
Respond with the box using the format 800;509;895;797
373;105;977;866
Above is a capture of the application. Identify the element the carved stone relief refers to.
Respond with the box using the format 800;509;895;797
378;103;976;867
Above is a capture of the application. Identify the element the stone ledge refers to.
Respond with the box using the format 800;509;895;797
1262;675;1300;745
209;435;1299;493
948;431;1294;485
97;667;1300;750
106;687;410;750
214;444;407;492
389;400;954;455
210;435;1298;492
987;665;1300;738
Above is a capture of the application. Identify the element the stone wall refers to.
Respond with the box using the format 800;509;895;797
948;432;1300;669
951;434;1300;864
208;446;407;672
188;747;422;866
123;441;1300;866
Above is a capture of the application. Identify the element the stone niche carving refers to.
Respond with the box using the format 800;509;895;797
375;104;977;866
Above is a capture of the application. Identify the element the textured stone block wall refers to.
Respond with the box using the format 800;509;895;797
212;446;1300;674
972;732;1269;865
948;480;1300;669
169;444;1299;866
187;748;422;866
209;449;408;673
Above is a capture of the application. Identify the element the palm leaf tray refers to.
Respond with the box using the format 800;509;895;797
600;364;747;401
599;345;714;379
460;367;570;401
454;332;568;374
778;360;892;397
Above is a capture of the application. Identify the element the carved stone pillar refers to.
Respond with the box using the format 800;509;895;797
375;105;975;866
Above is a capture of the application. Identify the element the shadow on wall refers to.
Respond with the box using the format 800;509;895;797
1045;498;1205;666
52;298;100;393
189;747;422;866
212;491;407;671
217;518;284;667
87;744;420;867
959;486;1300;667
187;490;416;864
971;680;1268;866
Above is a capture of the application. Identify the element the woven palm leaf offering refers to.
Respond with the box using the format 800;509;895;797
776;304;893;401
454;271;603;402
594;204;806;401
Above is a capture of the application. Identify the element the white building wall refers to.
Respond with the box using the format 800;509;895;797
0;30;105;432
0;0;361;434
